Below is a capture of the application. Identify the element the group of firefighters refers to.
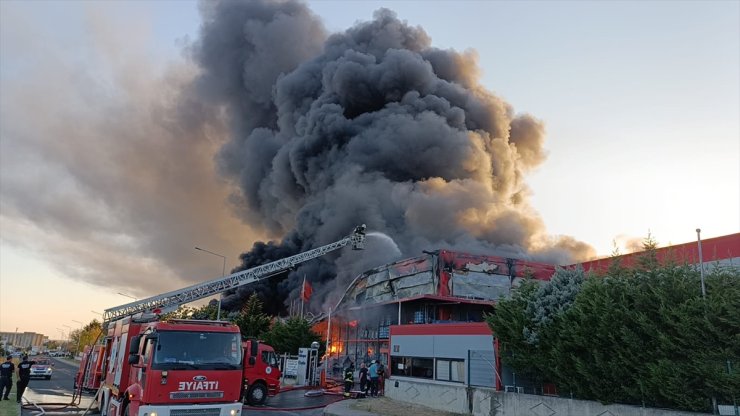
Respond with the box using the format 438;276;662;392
343;360;385;397
0;355;36;403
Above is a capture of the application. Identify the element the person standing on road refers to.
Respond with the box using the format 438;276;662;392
343;362;355;397
358;362;369;394
0;355;14;400
376;361;385;396
368;360;379;397
16;355;36;403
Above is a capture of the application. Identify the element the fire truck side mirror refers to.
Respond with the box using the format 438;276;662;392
128;354;139;365
129;336;141;355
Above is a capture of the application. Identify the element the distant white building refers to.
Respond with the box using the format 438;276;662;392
0;331;47;350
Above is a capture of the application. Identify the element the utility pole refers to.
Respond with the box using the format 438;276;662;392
62;325;72;355
696;229;706;299
72;320;84;357
728;360;739;416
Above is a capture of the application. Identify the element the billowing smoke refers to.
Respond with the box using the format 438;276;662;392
0;2;264;297
1;0;593;312
193;0;594;314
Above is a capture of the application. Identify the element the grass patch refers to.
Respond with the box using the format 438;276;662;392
0;398;20;416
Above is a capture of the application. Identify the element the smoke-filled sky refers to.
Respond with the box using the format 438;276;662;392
1;0;738;337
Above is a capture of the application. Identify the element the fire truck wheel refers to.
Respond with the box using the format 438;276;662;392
245;383;267;406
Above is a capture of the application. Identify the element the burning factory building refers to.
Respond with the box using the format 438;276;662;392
316;232;739;393
316;250;557;391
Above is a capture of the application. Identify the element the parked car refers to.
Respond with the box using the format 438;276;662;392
30;358;54;380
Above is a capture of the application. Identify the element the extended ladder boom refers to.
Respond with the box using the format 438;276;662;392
104;225;366;322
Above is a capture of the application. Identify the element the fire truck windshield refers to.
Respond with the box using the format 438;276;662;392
152;331;242;370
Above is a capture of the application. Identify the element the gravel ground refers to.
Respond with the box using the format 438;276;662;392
348;397;461;416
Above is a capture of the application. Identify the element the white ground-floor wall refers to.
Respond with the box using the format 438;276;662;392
385;376;710;416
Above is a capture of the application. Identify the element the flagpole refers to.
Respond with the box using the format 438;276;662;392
301;275;305;318
325;306;331;384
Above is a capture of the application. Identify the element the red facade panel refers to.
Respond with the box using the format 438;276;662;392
438;250;556;284
575;233;740;274
390;322;492;336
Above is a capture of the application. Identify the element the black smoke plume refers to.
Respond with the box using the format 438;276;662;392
192;0;594;314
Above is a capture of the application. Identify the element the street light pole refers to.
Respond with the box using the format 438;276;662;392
55;328;65;354
696;228;706;299
195;246;227;321
117;292;138;301
62;325;72;356
72;320;84;357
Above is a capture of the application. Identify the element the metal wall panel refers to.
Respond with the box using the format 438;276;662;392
468;349;496;387
391;334;494;359
433;335;493;358
451;273;511;300
391;334;434;357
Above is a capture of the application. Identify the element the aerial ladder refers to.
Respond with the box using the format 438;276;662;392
103;224;367;322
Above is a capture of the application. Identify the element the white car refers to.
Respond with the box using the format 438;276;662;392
30;358;54;380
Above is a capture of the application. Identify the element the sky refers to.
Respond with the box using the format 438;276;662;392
0;0;738;339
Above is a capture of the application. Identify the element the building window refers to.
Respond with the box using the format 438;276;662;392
391;356;433;379
436;358;465;383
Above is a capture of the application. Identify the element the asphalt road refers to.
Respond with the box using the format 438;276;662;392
21;356;90;415
18;357;331;416
25;357;77;397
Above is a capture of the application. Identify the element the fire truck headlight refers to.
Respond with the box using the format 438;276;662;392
230;409;239;416
147;412;157;416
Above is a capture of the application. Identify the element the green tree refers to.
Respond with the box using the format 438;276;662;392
636;232;659;271
76;320;103;353
489;260;740;412
485;279;545;382
605;239;629;279
262;317;321;355
189;300;220;320
233;293;271;339
69;320;104;354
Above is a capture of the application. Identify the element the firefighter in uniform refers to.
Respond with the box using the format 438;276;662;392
343;363;355;397
17;355;36;403
0;356;14;400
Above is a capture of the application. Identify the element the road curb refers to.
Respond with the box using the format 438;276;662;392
323;399;379;416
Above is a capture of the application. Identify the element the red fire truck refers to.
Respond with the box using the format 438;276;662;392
97;317;244;416
241;339;280;405
75;345;105;392
77;225;366;416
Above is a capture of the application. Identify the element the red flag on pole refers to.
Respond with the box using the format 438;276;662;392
301;278;313;302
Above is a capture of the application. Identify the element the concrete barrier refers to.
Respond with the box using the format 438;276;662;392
386;377;710;416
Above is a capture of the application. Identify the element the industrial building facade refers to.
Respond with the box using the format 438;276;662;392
0;331;47;350
320;250;557;390
320;232;739;392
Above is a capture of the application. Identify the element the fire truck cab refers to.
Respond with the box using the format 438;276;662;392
97;317;243;416
241;339;281;405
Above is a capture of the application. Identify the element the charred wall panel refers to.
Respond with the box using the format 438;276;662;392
450;272;511;300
